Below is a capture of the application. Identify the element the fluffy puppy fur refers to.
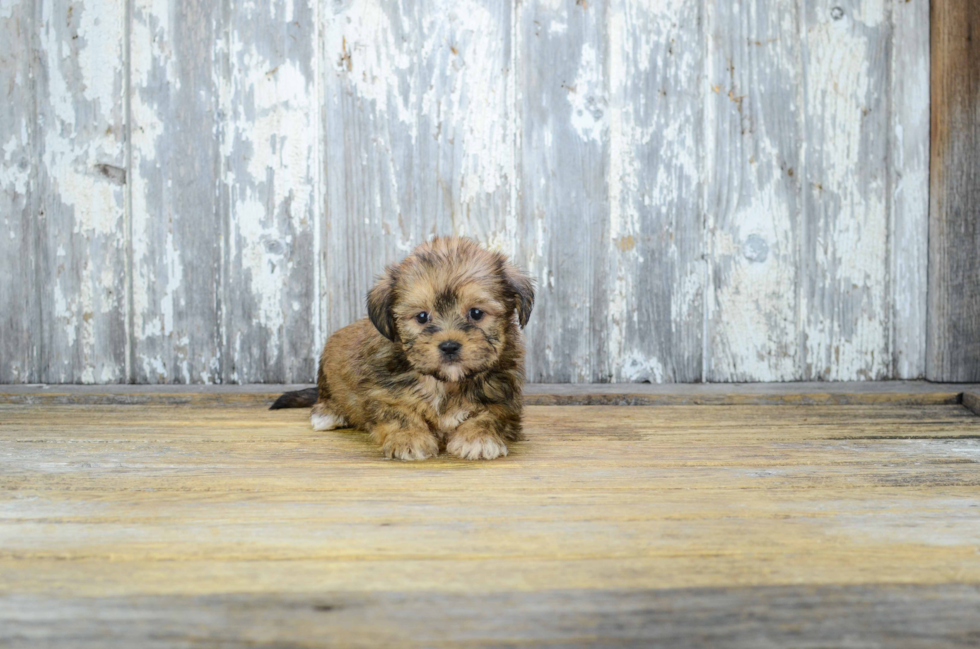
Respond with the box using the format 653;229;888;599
271;237;534;461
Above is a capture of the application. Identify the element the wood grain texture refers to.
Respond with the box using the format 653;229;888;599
802;0;890;381
320;0;424;336
2;585;979;648
1;402;980;645
705;0;804;382
597;0;703;383
222;0;318;383
927;0;980;382
0;0;38;382
129;0;223;383
1;1;936;384
518;0;605;382
36;0;129;383
889;0;929;380
416;0;516;248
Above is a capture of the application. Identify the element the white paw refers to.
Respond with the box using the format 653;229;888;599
383;434;439;461
311;412;347;431
447;435;508;461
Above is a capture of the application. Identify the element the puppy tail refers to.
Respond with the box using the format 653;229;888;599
269;387;319;410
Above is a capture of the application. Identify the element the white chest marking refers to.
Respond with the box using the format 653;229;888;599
417;375;446;412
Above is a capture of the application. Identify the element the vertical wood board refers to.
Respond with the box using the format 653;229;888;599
222;0;318;383
594;0;704;383
129;0;224;383
802;0;890;381
927;0;980;382
320;0;423;336
518;0;605;382
36;0;128;383
704;0;804;382
0;0;39;382
889;0;929;380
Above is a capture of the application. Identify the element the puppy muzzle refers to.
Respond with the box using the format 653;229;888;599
438;340;462;361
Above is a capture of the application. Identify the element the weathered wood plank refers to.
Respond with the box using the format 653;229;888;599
889;0;929;380
415;0;516;249
519;0;605;382
802;0;890;381
705;0;804;382
129;0;223;383
2;381;978;407
221;0;318;383
35;0;128;383
0;1;938;386
2;402;980;649
0;0;38;382
2;585;978;649
320;0;423;335
594;0;703;383
927;0;980;382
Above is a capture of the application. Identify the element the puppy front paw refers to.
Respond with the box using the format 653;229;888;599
381;429;439;461
447;432;508;461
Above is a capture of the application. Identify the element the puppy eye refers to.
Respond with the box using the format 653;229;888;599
468;308;484;321
415;312;429;324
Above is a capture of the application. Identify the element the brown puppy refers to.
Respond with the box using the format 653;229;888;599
271;237;534;461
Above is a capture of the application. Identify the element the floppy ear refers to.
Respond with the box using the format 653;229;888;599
367;267;399;341
503;263;535;328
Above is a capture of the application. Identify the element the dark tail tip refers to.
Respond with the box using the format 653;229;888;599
269;387;319;410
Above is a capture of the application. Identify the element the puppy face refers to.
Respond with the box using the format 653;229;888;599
367;238;534;382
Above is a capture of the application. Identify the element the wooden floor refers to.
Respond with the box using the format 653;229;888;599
2;385;980;647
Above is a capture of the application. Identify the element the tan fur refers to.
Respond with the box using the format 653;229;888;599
300;237;534;461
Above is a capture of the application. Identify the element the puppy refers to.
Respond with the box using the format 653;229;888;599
271;237;534;461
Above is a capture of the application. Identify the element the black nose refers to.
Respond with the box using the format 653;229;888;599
439;340;462;357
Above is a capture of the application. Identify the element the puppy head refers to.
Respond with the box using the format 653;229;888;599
367;237;534;382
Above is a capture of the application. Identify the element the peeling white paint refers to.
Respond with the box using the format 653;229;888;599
6;0;931;384
326;0;416;130
567;42;607;143
33;0;127;384
620;351;665;384
803;0;889;381
225;0;318;381
889;0;930;379
0;0;22;20
419;1;514;214
1;132;29;195
605;4;639;376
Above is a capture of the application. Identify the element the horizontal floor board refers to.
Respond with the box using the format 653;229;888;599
3;584;980;649
2;398;979;644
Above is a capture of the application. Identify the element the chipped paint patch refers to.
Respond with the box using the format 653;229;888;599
567;42;607;143
36;0;127;384
704;0;804;382
7;0;930;384
803;0;889;381
224;0;318;382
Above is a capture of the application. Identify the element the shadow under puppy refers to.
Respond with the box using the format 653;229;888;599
272;237;534;461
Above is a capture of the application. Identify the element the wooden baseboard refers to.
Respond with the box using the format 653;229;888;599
2;381;980;409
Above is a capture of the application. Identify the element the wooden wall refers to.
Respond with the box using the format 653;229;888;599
928;0;980;382
0;0;933;384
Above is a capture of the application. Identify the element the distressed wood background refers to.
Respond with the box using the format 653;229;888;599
0;0;931;384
